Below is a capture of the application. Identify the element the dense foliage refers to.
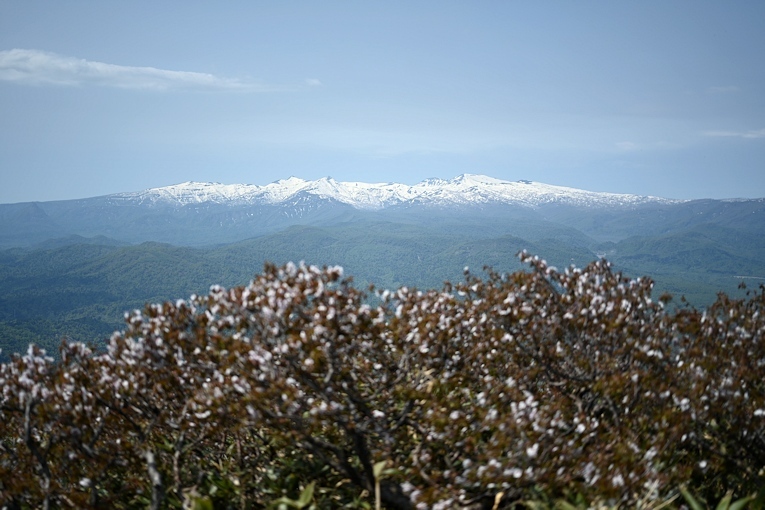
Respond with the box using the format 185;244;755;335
1;254;764;508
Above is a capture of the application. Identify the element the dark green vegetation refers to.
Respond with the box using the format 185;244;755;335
1;192;764;359
1;259;764;508
1;216;764;359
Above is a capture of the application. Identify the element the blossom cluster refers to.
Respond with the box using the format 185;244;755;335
0;257;763;508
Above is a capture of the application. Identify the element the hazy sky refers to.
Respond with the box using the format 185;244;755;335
1;1;764;203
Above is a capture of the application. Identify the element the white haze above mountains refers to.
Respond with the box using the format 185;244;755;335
116;174;682;210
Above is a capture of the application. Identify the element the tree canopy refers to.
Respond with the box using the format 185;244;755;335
1;254;764;508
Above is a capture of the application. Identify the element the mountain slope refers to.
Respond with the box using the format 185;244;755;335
0;174;695;248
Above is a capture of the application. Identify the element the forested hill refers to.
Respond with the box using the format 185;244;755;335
1;218;763;359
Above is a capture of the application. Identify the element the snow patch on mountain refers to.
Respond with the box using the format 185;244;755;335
116;174;681;209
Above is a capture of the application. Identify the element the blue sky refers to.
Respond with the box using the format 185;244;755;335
1;1;764;203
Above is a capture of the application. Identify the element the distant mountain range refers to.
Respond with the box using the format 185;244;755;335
2;174;762;248
114;174;678;209
1;174;764;357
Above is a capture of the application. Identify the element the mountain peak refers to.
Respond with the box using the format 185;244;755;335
274;176;307;185
452;173;506;185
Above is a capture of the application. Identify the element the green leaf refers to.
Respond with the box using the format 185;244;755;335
680;485;705;510
373;460;388;480
751;486;765;510
296;482;315;507
728;494;756;510
190;496;214;510
555;500;581;510
717;491;734;510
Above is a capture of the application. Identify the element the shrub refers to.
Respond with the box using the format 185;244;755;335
1;254;763;508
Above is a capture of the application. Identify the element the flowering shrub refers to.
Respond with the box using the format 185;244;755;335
1;254;763;508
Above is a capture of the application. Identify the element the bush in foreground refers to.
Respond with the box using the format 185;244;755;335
1;254;764;508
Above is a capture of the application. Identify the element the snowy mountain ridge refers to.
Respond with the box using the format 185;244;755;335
115;173;682;210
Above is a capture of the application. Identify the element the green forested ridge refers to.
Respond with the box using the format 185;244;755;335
604;223;765;304
0;220;761;359
540;198;765;242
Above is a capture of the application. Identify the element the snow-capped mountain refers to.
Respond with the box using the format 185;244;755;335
5;173;763;250
114;174;680;210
